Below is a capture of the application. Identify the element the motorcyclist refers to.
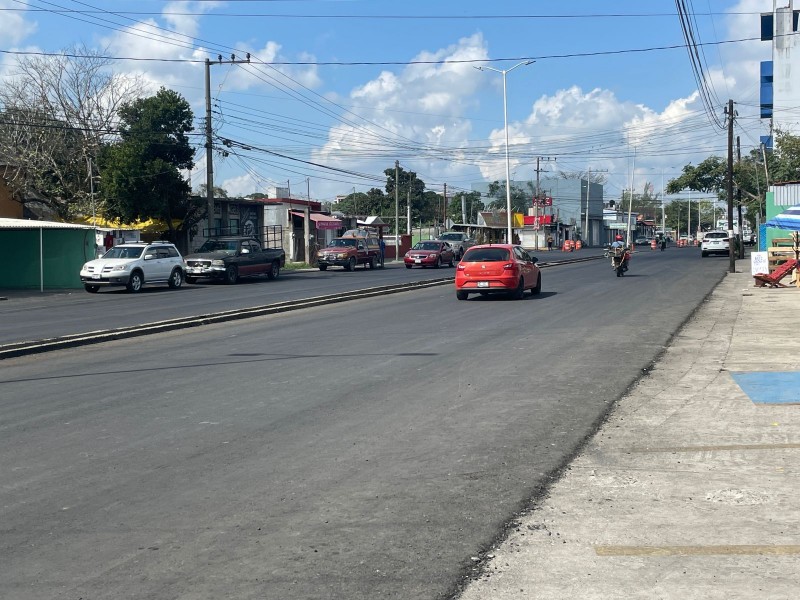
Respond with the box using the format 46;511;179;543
610;235;630;271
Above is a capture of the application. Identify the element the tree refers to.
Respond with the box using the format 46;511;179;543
448;191;484;224
0;44;145;219
487;180;530;213
197;184;229;198
99;88;199;242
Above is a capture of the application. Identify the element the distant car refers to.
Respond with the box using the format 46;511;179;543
455;244;541;300
436;232;476;259
634;237;650;246
80;241;186;293
701;231;730;257
404;240;455;268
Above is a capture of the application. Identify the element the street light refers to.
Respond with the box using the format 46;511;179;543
475;60;534;244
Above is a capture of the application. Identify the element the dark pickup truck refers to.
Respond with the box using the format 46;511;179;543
184;236;286;284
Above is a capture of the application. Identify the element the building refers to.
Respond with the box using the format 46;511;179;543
760;1;800;145
471;177;604;247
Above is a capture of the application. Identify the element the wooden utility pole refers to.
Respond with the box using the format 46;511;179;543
726;99;736;273
204;54;250;238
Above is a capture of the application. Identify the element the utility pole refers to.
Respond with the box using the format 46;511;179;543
443;183;447;234
395;161;399;261
726;99;736;273
205;53;250;238
736;136;744;258
533;157;555;250
407;174;413;235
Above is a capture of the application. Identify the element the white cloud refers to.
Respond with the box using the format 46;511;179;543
0;0;37;46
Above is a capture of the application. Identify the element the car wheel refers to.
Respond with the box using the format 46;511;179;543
126;270;143;293
448;256;454;267
531;273;541;295
84;284;99;293
368;256;376;269
701;251;708;257
456;290;468;301
185;275;197;284
267;261;280;280
345;257;356;271
225;265;239;284
168;268;183;289
318;264;328;271
510;277;525;300
405;264;412;269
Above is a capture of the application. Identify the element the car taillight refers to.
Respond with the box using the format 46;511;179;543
502;262;517;271
457;263;466;271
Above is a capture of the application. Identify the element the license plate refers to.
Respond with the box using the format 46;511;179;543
92;275;101;280
415;259;422;263
477;281;489;288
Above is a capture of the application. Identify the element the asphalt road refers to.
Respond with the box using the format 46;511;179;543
0;248;730;599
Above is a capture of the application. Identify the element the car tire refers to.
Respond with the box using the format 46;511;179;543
448;256;454;267
126;270;143;293
456;290;468;301
318;264;328;271
267;261;280;280
84;284;99;293
368;256;376;269
225;265;239;284
405;264;412;269
168;268;183;289
345;257;356;272
531;273;541;295
510;277;525;300
185;275;197;284
701;251;708;257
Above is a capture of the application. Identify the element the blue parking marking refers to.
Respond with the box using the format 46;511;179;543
731;372;800;405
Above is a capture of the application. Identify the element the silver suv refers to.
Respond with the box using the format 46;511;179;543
80;241;186;293
436;232;476;259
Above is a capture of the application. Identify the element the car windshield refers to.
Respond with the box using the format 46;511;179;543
102;246;144;259
462;248;510;262
414;242;441;251
328;239;357;248
439;233;462;241
197;240;239;253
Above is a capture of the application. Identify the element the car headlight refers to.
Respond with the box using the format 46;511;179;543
337;253;348;259
111;264;130;272
430;253;438;259
211;259;225;266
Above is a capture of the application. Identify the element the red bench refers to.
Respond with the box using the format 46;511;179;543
754;259;798;288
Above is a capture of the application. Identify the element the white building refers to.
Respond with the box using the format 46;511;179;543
761;1;800;141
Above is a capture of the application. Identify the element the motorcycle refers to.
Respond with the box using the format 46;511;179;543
610;246;630;277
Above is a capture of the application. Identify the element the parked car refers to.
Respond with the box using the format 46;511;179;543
183;237;285;284
436;231;476;259
318;234;381;271
700;231;730;257
455;244;541;300
79;240;185;293
404;240;455;269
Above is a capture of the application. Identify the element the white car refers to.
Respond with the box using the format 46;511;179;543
700;231;730;257
80;241;186;293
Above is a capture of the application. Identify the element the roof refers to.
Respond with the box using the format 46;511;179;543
0;218;94;230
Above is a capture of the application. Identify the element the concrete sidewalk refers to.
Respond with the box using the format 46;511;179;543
459;258;800;600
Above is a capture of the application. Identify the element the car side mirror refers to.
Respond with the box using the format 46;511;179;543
358;244;365;250
530;257;538;264
241;248;249;254
144;253;155;260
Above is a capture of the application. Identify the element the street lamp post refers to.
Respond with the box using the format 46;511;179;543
475;60;534;244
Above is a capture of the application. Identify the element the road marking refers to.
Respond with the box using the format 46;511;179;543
595;545;800;556
626;442;800;453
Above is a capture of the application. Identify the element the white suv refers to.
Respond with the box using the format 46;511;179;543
700;231;729;257
80;241;186;293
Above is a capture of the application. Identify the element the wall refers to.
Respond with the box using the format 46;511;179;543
0;228;95;289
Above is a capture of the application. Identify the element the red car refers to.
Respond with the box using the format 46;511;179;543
404;240;455;269
455;244;541;300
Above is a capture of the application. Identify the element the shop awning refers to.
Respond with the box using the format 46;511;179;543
290;211;342;230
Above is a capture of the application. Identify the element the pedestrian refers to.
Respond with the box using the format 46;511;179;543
379;236;386;268
547;235;553;251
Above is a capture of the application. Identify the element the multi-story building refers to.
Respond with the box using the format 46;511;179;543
760;1;800;146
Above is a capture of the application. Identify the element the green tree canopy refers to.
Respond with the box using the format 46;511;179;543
99;88;199;241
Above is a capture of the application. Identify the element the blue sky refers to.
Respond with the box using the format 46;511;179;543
0;1;774;206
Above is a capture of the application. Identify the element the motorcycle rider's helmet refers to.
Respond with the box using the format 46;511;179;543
615;235;623;241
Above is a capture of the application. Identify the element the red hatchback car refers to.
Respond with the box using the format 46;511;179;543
404;240;455;269
455;244;541;300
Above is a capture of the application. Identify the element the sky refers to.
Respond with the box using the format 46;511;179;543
0;0;778;208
